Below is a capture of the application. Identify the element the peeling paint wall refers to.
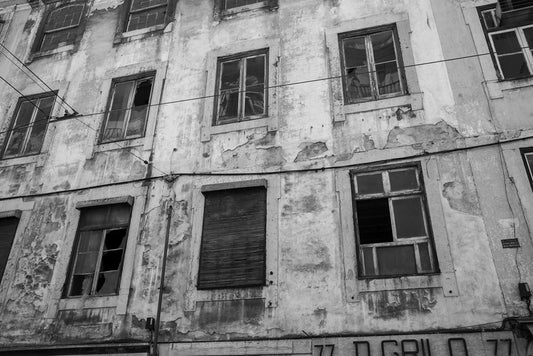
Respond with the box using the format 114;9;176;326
0;0;532;351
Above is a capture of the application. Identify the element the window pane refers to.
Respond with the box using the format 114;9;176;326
377;245;417;275
220;60;240;90
375;62;401;95
45;5;84;31
419;242;433;272
24;96;54;155
524;27;533;50
131;0;167;11
103;82;133;141
218;60;240;120
362;247;375;276
41;28;79;51
79;206;108;229
392;196;427;238
4;129;27;157
127;6;167;31
356;198;393;244
343;37;367;68
526;153;533;176
371;31;396;63
498;53;530;78
343;37;372;102
78;231;102;252
104;229;127;250
70;274;93;296
126;79;152;137
492;31;521;54
108;204;131;226
482;10;497;30
389;168;419;192
244;56;265;116
96;271;119;294
100;250;123;271
74;252;99;274
356;173;384;195
223;0;263;9
4;101;35;156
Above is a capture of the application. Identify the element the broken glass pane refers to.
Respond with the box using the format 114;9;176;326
356;198;393;244
356;173;384;195
70;274;93;296
418;242;433;272
103;81;133;141
244;56;265;116
126;79;152;137
362;247;375;276
389;168;418;192
24;96;54;155
392;196;427;238
100;250;123;271
343;37;372;101
96;271;119;294
375;62;401;95
104;229;127;250
371;31;396;63
377;245;416;275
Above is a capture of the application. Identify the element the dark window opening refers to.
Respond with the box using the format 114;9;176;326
352;166;437;278
222;0;264;10
40;4;84;52
65;204;131;297
126;0;168;32
197;186;267;289
0;217;19;284
101;75;154;143
215;50;267;125
2;93;55;159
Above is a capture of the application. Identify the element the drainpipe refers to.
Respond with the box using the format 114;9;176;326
152;202;173;356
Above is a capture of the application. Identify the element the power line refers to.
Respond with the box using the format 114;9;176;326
0;75;53;120
0;46;525;138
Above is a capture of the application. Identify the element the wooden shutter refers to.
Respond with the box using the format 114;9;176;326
197;186;266;289
0;217;19;282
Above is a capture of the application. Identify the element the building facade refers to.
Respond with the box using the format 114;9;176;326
0;0;533;355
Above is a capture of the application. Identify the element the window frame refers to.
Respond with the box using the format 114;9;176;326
349;163;439;279
63;203;133;298
1;91;56;160
213;48;269;126
215;0;278;19
338;24;408;104
478;6;533;80
98;72;155;144
520;147;533;190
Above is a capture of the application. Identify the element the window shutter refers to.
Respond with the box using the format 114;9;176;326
0;217;19;281
198;186;266;289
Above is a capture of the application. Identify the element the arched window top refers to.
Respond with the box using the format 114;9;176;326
45;4;84;32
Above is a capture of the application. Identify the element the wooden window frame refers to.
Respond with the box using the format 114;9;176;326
213;49;269;126
478;6;533;80
98;72;155;144
338;24;407;104
196;181;267;290
1;91;56;159
215;0;278;19
63;204;132;298
521;147;533;190
350;164;439;279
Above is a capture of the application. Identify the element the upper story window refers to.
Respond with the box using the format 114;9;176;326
1;93;55;159
351;166;438;278
100;74;154;143
39;4;84;52
197;185;267;289
214;49;267;125
126;0;168;32
339;25;406;104
0;217;19;285
480;5;533;79
521;147;533;189
222;0;264;10
64;204;131;297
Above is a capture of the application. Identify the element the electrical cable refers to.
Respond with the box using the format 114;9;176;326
0;76;54;120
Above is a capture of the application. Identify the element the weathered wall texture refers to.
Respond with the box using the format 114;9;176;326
0;0;532;352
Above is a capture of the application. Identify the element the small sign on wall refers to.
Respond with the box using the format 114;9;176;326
501;238;520;248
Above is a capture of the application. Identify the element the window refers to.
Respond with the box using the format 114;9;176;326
39;3;84;52
214;49;267;125
2;93;55;159
521;147;533;189
100;74;154;143
339;26;406;103
0;217;19;284
480;7;533;79
64;204;131;297
197;185;267;289
221;0;264;10
351;166;437;278
126;0;168;32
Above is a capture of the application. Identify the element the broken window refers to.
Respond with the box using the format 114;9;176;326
221;0;264;10
352;166;438;278
0;217;19;284
2;93;55;159
197;185;267;289
339;26;406;103
39;3;84;52
521;148;533;189
126;0;168;32
480;6;533;79
215;50;267;125
100;75;154;143
65;204;131;297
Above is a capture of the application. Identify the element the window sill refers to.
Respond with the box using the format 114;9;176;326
485;76;533;99
0;153;46;167
114;23;170;44
201;116;278;142
335;93;423;121
217;1;277;20
58;294;118;310
27;44;75;62
94;137;144;153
